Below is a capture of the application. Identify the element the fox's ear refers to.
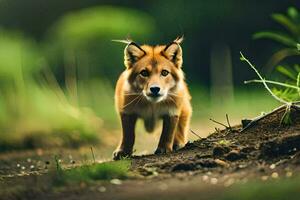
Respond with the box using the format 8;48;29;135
163;36;183;68
124;42;146;68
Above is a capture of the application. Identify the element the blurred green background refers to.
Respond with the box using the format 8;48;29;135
0;0;299;153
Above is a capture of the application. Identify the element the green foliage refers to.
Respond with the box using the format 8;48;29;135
0;29;103;150
45;6;156;81
253;7;300;70
241;52;299;125
271;64;300;102
249;7;300;103
48;6;155;47
54;160;131;185
0;5;158;150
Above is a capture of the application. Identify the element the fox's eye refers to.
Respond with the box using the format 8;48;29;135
140;70;149;77
161;70;169;77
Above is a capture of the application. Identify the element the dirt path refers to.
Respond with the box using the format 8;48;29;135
1;106;300;200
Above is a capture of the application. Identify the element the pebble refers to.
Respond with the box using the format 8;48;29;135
224;178;235;187
202;175;209;181
210;178;218;184
98;186;106;192
261;176;268;181
269;164;276;170
225;150;243;161
271;172;279;179
213;146;230;156
286;171;293;177
214;159;230;168
110;179;122;185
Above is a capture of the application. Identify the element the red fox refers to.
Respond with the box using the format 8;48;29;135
113;37;192;160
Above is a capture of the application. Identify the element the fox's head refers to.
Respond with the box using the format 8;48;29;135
122;37;184;103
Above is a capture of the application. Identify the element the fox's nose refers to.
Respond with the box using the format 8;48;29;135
150;86;160;96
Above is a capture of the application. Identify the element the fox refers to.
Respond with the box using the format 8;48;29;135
113;37;192;160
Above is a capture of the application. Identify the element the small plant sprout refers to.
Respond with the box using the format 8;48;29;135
54;155;63;174
209;114;233;131
189;129;202;139
90;146;96;164
240;52;300;130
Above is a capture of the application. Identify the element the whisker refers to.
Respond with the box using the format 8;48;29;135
123;92;141;96
168;96;177;105
134;94;143;107
123;93;141;96
122;94;142;109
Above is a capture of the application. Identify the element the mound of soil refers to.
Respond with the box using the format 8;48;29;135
1;105;300;200
131;105;300;177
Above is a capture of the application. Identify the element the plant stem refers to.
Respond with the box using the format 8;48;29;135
240;52;290;105
90;147;96;164
244;79;300;90
297;72;300;96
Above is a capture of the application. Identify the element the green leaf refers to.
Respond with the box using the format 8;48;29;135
276;65;297;80
294;64;300;73
266;48;300;70
297;43;300;51
253;31;297;47
271;14;300;36
287;7;299;20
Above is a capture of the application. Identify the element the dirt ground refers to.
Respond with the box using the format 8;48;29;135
1;105;300;200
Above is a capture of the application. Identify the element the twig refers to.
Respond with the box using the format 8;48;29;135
215;128;221;134
189;129;202;139
225;114;232;130
90;147;96;164
209;118;229;129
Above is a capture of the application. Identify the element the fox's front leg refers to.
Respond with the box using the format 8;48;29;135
113;114;137;160
173;112;191;151
155;115;179;154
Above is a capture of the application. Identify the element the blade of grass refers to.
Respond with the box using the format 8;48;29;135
297;72;300;96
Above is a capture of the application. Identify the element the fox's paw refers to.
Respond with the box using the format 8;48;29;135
154;147;172;155
172;142;185;151
172;143;181;151
113;149;131;160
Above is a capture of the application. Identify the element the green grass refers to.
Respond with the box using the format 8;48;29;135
0;6;158;150
221;175;300;200
53;160;131;185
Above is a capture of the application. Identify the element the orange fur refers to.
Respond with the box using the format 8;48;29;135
113;37;192;160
